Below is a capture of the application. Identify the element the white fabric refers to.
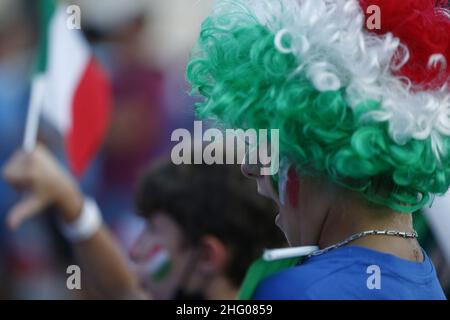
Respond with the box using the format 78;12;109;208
42;7;90;134
263;246;319;261
59;197;103;243
424;193;450;266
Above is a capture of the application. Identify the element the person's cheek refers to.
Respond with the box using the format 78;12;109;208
141;244;173;283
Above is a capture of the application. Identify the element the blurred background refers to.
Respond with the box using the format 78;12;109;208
0;0;213;299
0;0;449;299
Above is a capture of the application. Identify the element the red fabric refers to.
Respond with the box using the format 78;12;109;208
360;0;450;90
67;58;111;177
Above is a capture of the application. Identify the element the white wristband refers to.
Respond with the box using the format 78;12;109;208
59;197;103;243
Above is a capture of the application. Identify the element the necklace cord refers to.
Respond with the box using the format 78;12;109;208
307;229;418;258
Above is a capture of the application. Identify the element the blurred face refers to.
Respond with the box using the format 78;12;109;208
241;161;331;247
129;212;196;299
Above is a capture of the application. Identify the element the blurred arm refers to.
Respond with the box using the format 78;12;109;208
2;145;148;300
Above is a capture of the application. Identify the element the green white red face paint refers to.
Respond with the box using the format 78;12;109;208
286;167;300;209
144;244;172;282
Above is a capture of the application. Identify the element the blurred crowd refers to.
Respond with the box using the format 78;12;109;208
0;0;211;299
0;0;449;300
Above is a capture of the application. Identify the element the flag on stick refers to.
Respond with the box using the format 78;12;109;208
24;0;111;177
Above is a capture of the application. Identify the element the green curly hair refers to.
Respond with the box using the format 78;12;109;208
186;1;450;213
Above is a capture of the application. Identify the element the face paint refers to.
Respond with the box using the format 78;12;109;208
144;244;172;282
287;167;300;208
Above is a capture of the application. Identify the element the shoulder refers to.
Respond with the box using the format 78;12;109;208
252;256;357;300
252;246;446;300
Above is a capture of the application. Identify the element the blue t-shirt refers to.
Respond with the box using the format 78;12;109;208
253;246;446;300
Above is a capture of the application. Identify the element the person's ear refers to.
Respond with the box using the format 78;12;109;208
196;235;229;275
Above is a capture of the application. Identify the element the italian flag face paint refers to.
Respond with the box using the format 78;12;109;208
35;0;111;177
144;245;172;282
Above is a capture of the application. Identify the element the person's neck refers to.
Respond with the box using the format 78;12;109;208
317;194;424;263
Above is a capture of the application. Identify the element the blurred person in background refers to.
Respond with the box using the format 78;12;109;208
0;0;34;242
3;0;448;301
0;0;220;299
2;145;285;299
0;0;74;299
132;159;286;299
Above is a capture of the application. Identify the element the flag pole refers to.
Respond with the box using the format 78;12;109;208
23;75;45;152
23;0;54;152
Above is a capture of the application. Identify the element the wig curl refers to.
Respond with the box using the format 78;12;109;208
187;0;450;212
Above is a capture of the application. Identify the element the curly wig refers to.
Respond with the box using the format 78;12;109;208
187;0;450;212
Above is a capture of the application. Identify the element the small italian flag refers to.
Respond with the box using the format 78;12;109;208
24;0;111;177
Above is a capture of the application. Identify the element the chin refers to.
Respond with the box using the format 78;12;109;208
275;213;285;232
256;181;271;198
256;178;281;205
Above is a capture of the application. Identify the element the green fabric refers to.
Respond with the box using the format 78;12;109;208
237;257;301;300
35;0;56;73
